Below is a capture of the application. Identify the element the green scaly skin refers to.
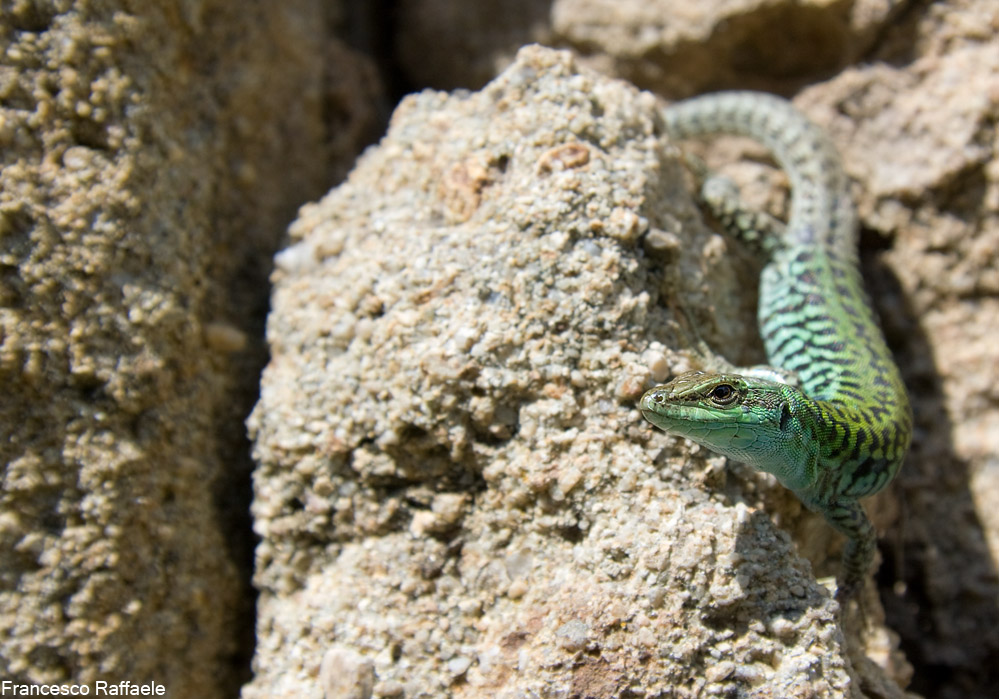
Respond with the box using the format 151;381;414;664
641;92;912;601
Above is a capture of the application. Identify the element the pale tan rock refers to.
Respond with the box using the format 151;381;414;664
0;2;336;696
555;0;905;94
245;45;911;698
793;7;999;694
387;1;909;96
320;645;375;699
661;3;999;693
3;0;990;696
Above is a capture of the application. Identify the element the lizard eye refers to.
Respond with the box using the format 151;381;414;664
709;384;737;405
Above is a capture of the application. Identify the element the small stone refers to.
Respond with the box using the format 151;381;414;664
643;228;682;257
705;660;736;682
769;617;796;639
507;578;529;599
320;646;374;699
203;322;248;353
642;348;671;383
555;619;590;652
447;655;472;677
373;680;404;698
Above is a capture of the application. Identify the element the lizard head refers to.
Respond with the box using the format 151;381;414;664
640;370;812;488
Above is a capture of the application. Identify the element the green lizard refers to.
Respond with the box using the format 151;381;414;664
640;92;912;601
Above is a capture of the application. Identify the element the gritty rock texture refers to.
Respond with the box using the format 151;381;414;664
793;4;999;698
552;0;907;95
676;3;999;696
246;46;913;698
0;1;333;695
389;1;908;96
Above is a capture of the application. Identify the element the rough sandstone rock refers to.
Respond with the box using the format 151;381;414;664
552;0;905;95
393;0;906;95
0;2;340;696
802;17;999;699
653;5;999;694
4;0;996;696
246;45;913;698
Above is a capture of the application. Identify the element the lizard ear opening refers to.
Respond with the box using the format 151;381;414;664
779;403;792;431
